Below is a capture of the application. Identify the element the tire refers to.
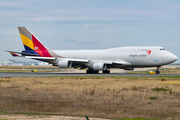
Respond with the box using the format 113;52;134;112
103;70;110;74
86;70;91;74
86;70;99;74
155;70;160;74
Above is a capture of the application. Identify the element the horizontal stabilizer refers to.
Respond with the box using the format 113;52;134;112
8;51;19;57
5;50;39;56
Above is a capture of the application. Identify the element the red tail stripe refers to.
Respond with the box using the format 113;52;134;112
32;35;52;57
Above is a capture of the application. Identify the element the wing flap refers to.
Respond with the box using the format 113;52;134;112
64;58;89;63
112;61;131;65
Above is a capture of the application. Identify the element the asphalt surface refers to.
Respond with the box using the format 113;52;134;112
1;72;180;78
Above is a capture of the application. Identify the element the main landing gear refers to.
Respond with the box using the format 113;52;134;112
86;70;99;74
86;69;110;74
155;66;160;74
103;70;110;74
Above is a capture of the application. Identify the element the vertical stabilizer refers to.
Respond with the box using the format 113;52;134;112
18;27;52;57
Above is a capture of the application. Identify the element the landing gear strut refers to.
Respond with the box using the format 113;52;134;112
155;66;160;74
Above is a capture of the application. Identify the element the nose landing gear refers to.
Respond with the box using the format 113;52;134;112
155;66;160;74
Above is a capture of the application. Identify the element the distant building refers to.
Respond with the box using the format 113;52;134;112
0;59;49;66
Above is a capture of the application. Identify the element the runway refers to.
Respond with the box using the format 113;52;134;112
1;72;180;78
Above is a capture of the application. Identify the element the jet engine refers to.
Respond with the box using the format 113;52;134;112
92;63;107;71
58;60;72;68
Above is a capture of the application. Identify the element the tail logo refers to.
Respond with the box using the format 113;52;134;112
35;47;38;50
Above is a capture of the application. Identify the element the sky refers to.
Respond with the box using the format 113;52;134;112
0;0;180;63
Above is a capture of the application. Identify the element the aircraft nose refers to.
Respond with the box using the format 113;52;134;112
168;53;178;63
172;54;178;62
163;52;178;64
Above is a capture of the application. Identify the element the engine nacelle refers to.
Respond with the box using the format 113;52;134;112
123;67;134;70
58;60;72;68
92;63;107;71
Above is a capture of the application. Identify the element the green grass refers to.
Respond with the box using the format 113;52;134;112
160;77;166;81
151;87;171;92
149;97;158;100
25;88;30;90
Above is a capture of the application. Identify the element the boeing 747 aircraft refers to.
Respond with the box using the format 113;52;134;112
7;27;178;74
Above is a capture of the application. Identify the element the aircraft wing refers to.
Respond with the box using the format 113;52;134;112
24;56;131;67
25;56;56;60
25;56;89;62
25;56;90;68
112;61;131;65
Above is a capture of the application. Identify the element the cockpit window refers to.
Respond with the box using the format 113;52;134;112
160;48;166;50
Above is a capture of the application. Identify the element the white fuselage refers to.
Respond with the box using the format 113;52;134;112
52;46;177;68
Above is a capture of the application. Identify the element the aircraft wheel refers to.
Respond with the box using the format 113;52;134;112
86;70;91;74
94;71;99;74
86;70;99;74
103;70;110;74
155;70;160;74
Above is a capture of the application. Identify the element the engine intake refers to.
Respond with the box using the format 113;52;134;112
92;63;107;71
58;60;72;68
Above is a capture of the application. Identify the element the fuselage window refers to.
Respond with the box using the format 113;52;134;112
160;48;166;50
